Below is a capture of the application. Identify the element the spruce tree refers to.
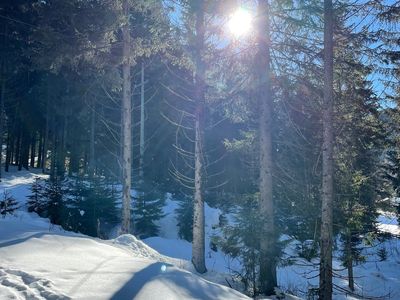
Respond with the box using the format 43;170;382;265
0;190;19;217
27;177;46;214
133;184;165;239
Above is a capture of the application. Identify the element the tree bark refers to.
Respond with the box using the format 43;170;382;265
89;96;96;178
257;0;277;295
139;62;145;183
30;133;36;168
192;0;207;274
0;66;5;180
346;231;354;291
120;0;132;234
42;81;50;173
37;130;43;168
319;0;334;299
5;128;11;172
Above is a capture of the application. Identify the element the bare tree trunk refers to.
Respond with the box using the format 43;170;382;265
89;97;96;178
0;67;5;180
42;83;50;173
16;126;22;171
37;130;43;168
192;0;207;274
319;0;334;298
345;231;354;291
257;0;276;295
58;97;68;178
120;0;132;234
30;134;36;168
139;62;145;183
5;129;11;172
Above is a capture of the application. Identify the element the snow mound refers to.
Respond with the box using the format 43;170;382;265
0;267;70;300
0;215;249;299
114;234;167;261
377;211;400;236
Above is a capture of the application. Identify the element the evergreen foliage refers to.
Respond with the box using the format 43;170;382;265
214;194;263;296
1;0;400;297
175;194;194;242
27;177;119;238
133;183;166;239
0;190;19;217
67;177;119;238
27;177;46;214
42;179;66;225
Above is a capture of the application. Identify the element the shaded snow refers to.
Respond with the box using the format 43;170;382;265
0;212;249;300
1;168;400;299
377;210;400;236
0;169;249;300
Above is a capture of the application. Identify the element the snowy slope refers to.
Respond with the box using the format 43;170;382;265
1;169;400;299
0;170;249;300
0;212;249;300
149;194;400;299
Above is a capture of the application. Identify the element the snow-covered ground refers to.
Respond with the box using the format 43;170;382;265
149;189;400;299
0;168;399;299
0;169;249;300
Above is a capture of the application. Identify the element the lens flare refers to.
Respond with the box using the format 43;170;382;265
228;8;252;37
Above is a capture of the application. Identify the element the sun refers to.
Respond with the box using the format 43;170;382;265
228;8;252;38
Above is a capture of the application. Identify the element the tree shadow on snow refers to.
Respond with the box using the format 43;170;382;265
0;232;49;248
110;262;245;300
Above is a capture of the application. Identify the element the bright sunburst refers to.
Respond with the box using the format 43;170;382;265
228;8;252;38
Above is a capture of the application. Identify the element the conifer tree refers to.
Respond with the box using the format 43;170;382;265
0;190;19;217
27;177;46;214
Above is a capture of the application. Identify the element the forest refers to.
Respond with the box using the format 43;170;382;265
0;0;399;299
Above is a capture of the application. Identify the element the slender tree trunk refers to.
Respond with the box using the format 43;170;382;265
89;97;96;177
22;132;29;170
0;25;8;179
50;119;57;181
30;133;36;168
139;62;145;183
42;92;49;173
319;0;334;298
58;98;67;178
17;127;22;171
0;67;5;180
5;129;10;172
257;0;276;295
346;231;354;291
37;131;43;168
120;0;132;234
192;0;207;274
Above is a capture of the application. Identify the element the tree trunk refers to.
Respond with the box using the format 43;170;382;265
0;67;5;180
23;134;30;170
42;81;50;173
16;126;21;169
346;231;354;291
58;98;67;178
50;119;57;181
192;0;207;274
5;129;11;172
89;97;96;178
139;62;145;183
257;0;276;295
120;0;132;234
30;133;36;168
319;0;334;299
37;131;43;168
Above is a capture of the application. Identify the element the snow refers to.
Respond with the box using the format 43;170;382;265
149;190;400;299
377;210;400;236
151;197;241;272
0;169;249;300
1;168;400;299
